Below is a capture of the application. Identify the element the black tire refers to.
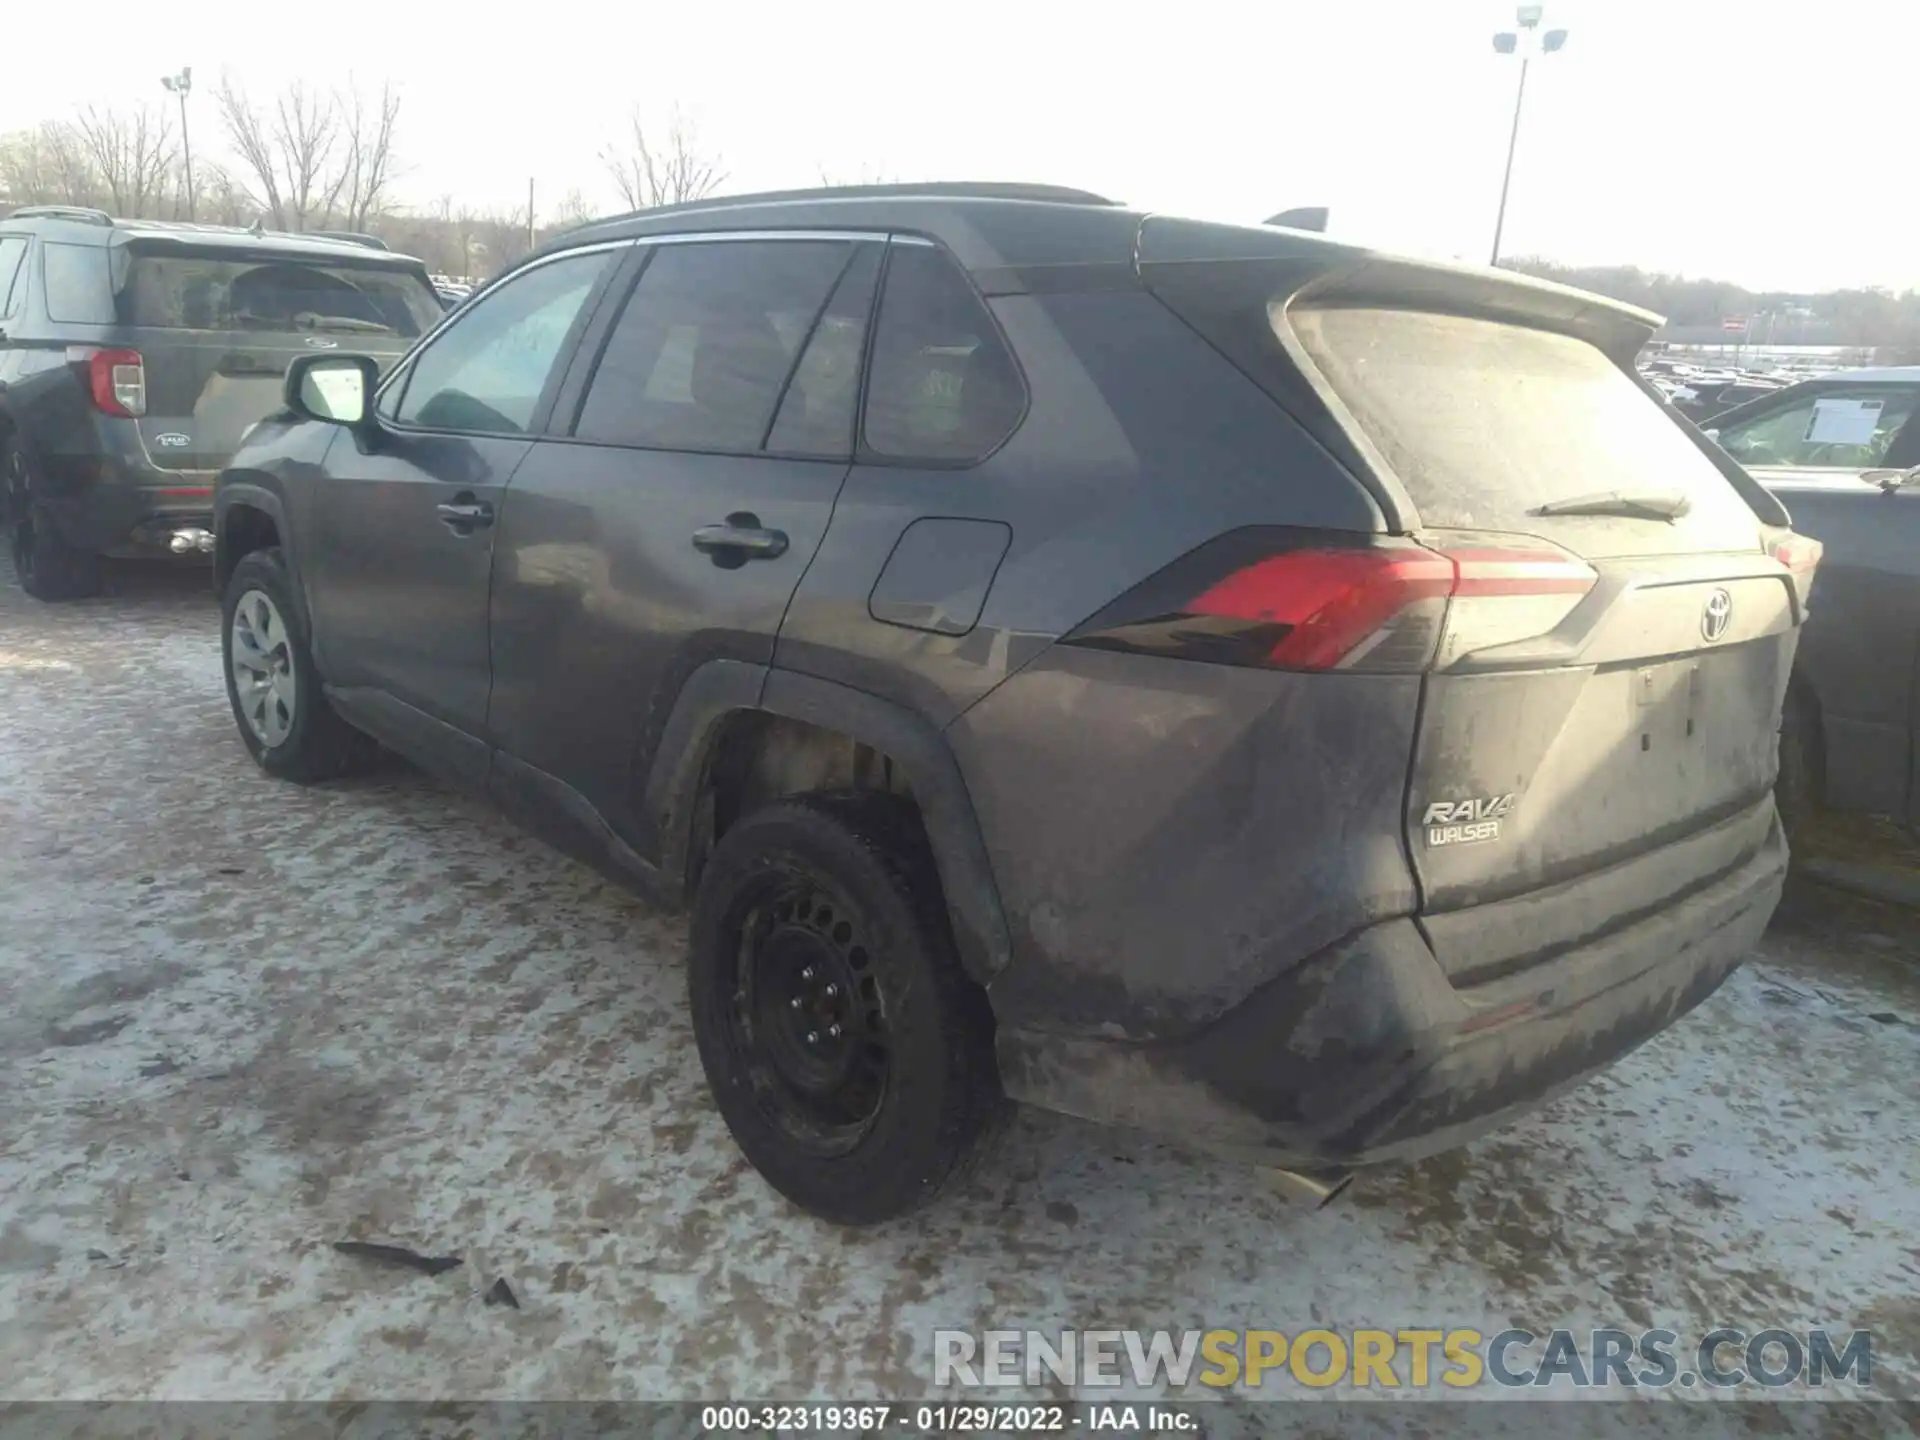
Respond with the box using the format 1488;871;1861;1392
1777;684;1821;842
688;794;1003;1225
221;546;371;782
5;440;103;601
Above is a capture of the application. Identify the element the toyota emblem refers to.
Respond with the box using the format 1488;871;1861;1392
1701;588;1733;643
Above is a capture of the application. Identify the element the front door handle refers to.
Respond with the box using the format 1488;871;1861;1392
692;512;789;565
436;494;494;533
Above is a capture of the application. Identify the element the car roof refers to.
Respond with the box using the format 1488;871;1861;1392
0;208;425;267
555;183;1147;278
544;181;1662;353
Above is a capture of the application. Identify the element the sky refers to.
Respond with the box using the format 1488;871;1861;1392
6;0;1917;292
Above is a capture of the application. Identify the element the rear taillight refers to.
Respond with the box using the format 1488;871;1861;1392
1065;529;1597;674
1768;532;1822;576
87;348;146;417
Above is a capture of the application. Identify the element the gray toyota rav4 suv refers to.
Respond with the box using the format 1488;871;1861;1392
0;206;442;599
212;183;1818;1224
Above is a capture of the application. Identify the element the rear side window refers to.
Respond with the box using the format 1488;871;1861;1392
0;237;27;319
120;254;443;338
1714;386;1920;470
863;244;1024;463
42;243;115;324
573;239;853;454
1294;307;1755;533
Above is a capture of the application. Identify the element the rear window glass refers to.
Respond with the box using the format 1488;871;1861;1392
43;243;115;324
1293;307;1755;534
120;254;443;339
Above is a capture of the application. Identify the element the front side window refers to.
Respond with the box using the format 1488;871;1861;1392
390;250;611;435
573;239;854;453
42;242;115;324
1715;386;1920;470
862;243;1024;463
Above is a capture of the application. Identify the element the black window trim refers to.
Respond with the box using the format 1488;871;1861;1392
852;232;1031;472
542;227;892;464
373;238;633;441
0;235;30;321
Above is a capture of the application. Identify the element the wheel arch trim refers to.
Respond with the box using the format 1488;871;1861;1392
645;661;1014;984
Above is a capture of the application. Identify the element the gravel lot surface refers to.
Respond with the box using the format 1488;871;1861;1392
1;559;1916;1421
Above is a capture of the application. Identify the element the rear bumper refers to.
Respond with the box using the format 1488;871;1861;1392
37;454;216;556
995;808;1786;1169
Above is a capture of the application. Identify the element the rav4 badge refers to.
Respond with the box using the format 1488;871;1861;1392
1422;794;1516;847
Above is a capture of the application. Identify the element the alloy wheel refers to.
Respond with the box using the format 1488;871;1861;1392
230;589;298;747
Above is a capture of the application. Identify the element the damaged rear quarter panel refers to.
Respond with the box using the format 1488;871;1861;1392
946;645;1423;1040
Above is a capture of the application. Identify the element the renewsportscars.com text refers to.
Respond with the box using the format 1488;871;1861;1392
932;1327;1873;1391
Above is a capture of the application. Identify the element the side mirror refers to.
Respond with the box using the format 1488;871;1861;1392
285;354;380;430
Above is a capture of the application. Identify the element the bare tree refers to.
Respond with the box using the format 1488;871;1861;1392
550;187;596;229
0;120;108;209
323;82;402;231
71;104;177;218
217;77;339;230
816;164;899;188
601;109;724;210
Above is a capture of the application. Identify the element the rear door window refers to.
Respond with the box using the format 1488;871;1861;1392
42;243;115;324
1713;385;1920;470
1293;306;1759;543
863;243;1024;462
120;253;444;339
572;239;854;453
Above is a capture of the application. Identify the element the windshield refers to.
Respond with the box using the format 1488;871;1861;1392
120;253;443;338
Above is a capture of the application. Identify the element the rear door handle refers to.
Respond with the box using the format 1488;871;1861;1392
692;513;788;563
436;495;494;533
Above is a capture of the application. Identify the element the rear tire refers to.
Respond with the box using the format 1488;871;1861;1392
688;794;1003;1225
221;547;372;782
5;441;103;601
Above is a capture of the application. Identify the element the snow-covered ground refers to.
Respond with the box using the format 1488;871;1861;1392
1;560;1916;1411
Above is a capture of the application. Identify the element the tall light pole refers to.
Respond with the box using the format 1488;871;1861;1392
161;67;195;221
1489;6;1567;267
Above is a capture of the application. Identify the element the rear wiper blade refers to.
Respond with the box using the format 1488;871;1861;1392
1531;489;1692;521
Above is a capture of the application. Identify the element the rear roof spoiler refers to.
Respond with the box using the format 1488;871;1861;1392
1264;207;1328;233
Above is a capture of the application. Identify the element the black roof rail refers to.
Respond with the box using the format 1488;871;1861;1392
5;204;114;226
595;180;1119;228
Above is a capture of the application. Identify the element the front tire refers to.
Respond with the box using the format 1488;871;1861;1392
221;547;369;782
688;795;1003;1225
5;441;103;601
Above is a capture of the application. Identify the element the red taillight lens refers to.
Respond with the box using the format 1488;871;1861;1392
1769;532;1822;575
1066;530;1597;673
86;348;146;417
1189;547;1455;670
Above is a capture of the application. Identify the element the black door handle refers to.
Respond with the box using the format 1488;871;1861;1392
692;512;788;565
436;494;494;533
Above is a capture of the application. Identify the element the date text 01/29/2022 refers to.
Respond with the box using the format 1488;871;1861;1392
698;1404;1197;1432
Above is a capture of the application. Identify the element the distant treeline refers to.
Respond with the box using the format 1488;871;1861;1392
1504;257;1920;351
